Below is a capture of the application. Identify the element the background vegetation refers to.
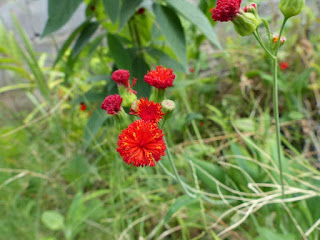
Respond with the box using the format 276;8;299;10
0;0;320;239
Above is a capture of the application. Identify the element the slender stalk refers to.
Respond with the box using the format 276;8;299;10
253;31;275;59
275;18;288;56
254;17;288;198
272;57;285;198
163;136;196;198
272;17;288;199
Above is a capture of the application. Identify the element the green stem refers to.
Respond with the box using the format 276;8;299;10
272;57;285;199
253;18;288;198
164;136;196;198
253;30;275;59
272;17;288;199
275;18;288;56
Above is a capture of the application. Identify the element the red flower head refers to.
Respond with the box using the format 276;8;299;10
211;0;242;22
137;8;145;15
144;66;175;89
243;3;256;12
111;69;137;94
280;62;289;71
130;98;165;123
117;120;166;167
80;102;87;111
101;94;123;115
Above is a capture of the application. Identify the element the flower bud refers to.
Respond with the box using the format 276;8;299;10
272;33;287;50
243;3;261;23
279;0;305;19
161;99;175;121
118;86;137;108
232;12;261;37
101;94;129;128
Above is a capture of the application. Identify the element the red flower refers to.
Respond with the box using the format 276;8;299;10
111;69;137;94
280;62;289;71
117;120;166;167
101;94;123;115
80;102;87;111
189;68;195;73
144;66;175;89
111;69;130;86
131;98;165;123
211;0;242;22
243;3;256;12
137;8;145;15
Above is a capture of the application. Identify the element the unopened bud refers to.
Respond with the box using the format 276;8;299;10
161;100;175;120
279;0;305;19
161;100;175;113
119;86;137;108
232;11;261;37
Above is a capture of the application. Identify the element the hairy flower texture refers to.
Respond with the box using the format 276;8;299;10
211;0;242;22
111;69;137;94
117;120;166;167
101;94;123;115
131;98;165;123
111;69;130;86
144;66;175;89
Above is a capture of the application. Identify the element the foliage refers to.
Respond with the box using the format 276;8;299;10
0;0;320;239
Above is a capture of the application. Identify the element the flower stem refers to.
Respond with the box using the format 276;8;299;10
272;17;288;199
272;57;285;199
253;17;288;198
163;136;196;198
253;30;275;59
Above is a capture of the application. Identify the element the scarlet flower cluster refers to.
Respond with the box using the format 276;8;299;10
211;0;241;22
130;98;165;123
101;94;123;115
111;69;137;94
102;66;175;167
117;120;166;167
144;66;175;89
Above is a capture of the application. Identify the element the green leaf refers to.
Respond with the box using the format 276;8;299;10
86;74;109;83
193;159;225;193
164;196;199;224
119;0;143;30
166;0;222;49
153;3;187;69
63;156;90;188
103;0;120;24
41;211;65;231
146;48;185;73
71;22;100;59
82;189;110;202
107;33;132;70
83;109;109;149
42;0;83;37
131;55;151;98
233;118;256;132
11;14;50;99
54;21;89;66
256;227;296;240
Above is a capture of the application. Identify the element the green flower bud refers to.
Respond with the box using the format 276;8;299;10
161;99;175;121
119;86;137;108
244;3;261;23
232;12;261;37
279;0;305;19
